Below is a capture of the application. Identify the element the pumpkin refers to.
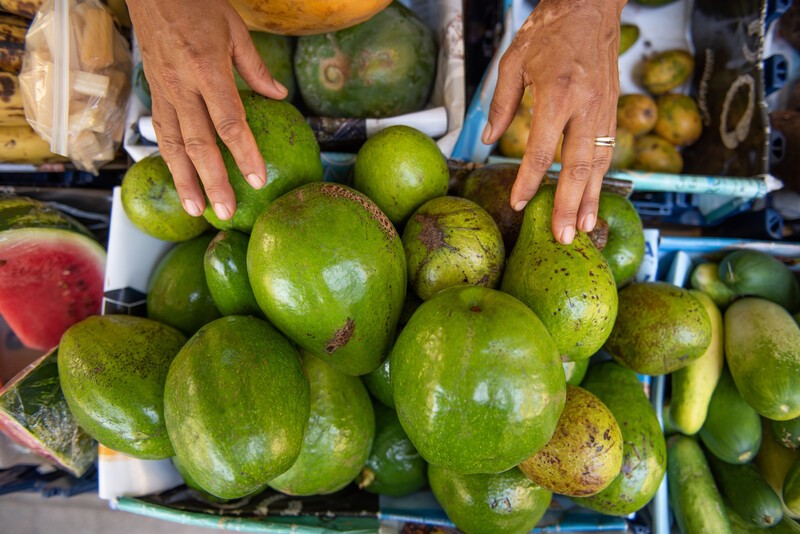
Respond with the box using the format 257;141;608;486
229;0;393;36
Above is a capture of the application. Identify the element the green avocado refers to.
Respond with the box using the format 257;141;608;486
59;315;187;459
248;182;407;376
234;31;296;102
147;233;221;336
358;403;427;496
203;94;323;233
597;191;645;288
294;2;436;118
605;282;712;375
203;230;261;317
268;351;375;496
428;465;551;534
563;358;590;386
363;357;394;408
501;184;618;361
164;316;309;500
392;285;566;474
573;362;667;516
458;163;523;252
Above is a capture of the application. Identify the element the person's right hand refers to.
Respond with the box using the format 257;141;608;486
126;0;289;221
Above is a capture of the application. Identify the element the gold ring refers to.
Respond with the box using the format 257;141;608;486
594;136;616;148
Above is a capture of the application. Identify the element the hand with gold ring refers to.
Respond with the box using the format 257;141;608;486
482;0;626;245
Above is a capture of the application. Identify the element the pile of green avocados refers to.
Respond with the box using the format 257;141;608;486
60;105;799;534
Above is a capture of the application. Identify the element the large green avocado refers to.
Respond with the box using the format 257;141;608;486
358;403;427;497
59;315;187;459
428;465;552;534
164;316;309;500
234;31;296;101
147;233;221;336
203;230;261;317
574;362;667;516
458;163;523;251
605;282;711;375
501;184;618;361
597;192;645;288
203;94;323;233
391;285;566;474
268;351;375;496
248;182;406;376
293;2;436;118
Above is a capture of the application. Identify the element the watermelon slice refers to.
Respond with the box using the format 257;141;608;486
0;348;97;477
0;196;106;350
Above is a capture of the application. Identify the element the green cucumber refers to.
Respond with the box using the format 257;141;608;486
756;419;800;520
699;367;761;464
719;250;800;312
773;417;800;450
690;262;736;308
667;435;732;534
671;290;724;435
707;452;783;527
725;298;800;421
786;459;800;516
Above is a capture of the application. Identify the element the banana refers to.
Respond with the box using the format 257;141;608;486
0;13;28;74
0;72;26;127
0;0;42;20
0;125;67;164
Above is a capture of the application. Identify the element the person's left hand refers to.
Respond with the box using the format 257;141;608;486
483;0;626;245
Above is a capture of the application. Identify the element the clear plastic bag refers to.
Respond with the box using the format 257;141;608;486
18;0;132;174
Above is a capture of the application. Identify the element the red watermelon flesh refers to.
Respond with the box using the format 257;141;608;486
0;228;106;350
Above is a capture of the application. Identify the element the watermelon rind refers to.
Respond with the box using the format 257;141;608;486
0;196;94;237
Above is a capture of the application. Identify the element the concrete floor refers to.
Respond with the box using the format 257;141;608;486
0;492;220;534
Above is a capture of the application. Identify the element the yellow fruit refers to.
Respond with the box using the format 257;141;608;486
641;50;695;95
0;72;26;127
610;128;635;169
0;125;66;164
633;134;683;174
519;86;533;113
498;113;531;159
617;94;658;137
229;0;393;35
654;94;702;146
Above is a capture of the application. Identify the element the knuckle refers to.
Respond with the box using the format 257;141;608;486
183;137;215;161
489;98;512;119
566;161;592;184
158;135;186;157
592;151;611;169
215;116;246;143
526;148;555;172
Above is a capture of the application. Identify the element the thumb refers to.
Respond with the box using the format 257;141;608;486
483;53;525;145
230;19;288;100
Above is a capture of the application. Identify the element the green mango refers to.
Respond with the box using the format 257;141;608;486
203;230;261;317
268;351;375;496
164;316;309;499
203;95;323;233
248;182;406;376
597;191;645;288
147;233;221;336
428;465;551;534
59;315;187;459
391;285;566;474
690;262;737;308
619;24;639;55
605;282;711;375
501;184;618;361
574;362;666;516
358;403;427;497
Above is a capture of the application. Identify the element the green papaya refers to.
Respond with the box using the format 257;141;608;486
428;465;551;534
59;315;187;459
725;298;800;421
358;403;427;497
574;362;666;516
294;2;436;118
248;182;406;376
268;351;374;496
501;184;618;361
164;316;309;499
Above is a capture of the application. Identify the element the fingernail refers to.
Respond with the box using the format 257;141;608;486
581;212;596;232
273;80;288;97
182;199;202;217
513;200;528;212
246;172;266;189
482;122;493;144
213;202;232;220
560;225;575;245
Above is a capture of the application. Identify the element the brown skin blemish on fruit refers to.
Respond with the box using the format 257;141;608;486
325;318;355;354
320;183;397;239
588;218;609;251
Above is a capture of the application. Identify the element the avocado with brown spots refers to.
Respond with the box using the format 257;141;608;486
403;196;505;300
605;282;711;375
59;315;187;459
248;182;406;376
428;464;552;534
458;163;524;251
519;385;623;497
500;184;618;361
573;362;667;516
293;1;436;118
